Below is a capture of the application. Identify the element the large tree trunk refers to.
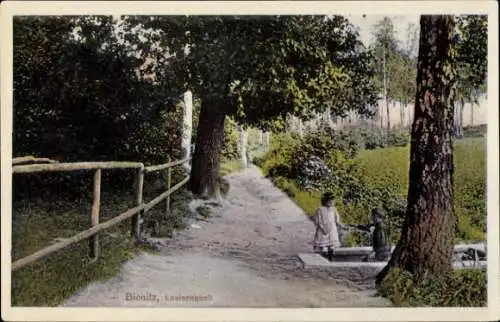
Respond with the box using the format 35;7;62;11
386;99;391;130
376;15;457;284
188;99;226;200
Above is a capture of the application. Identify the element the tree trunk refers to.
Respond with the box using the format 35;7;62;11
376;15;457;284
379;101;384;129
386;99;391;130
399;101;404;129
181;90;194;171
383;47;390;130
459;99;465;132
470;100;474;126
239;125;248;168
189;99;226;200
298;118;304;138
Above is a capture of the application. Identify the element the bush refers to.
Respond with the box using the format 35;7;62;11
295;156;332;191
273;176;301;198
462;124;486;138
377;268;486;307
259;133;302;178
363;130;388;149
386;130;410;147
326;128;364;158
258;131;486;246
221;117;240;162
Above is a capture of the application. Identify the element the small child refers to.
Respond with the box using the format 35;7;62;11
354;208;391;262
309;192;345;261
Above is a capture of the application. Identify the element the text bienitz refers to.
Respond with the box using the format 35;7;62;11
125;292;213;302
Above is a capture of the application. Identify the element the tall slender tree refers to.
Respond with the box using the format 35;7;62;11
376;15;458;283
454;15;487;135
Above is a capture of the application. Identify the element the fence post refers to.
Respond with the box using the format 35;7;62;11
89;169;101;260
166;156;172;218
132;166;144;241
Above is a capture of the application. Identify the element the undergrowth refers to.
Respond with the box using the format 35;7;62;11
255;132;486;245
11;171;194;307
377;268;487;307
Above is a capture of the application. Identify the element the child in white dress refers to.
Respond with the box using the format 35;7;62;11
310;192;346;261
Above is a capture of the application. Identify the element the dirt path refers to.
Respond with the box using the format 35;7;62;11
63;166;391;308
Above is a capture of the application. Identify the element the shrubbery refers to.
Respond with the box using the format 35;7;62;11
461;124;487;138
320;125;411;152
296;156;332;190
256;130;486;245
377;268;486;307
221;117;241;162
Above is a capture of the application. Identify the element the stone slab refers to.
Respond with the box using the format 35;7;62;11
297;253;333;268
332;243;485;257
297;253;487;270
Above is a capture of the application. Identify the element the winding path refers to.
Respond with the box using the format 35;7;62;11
63;166;390;308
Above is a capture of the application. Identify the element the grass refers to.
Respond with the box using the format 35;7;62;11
377;267;487;307
355;137;486;241
11;172;194;307
262;136;486;244
11;192;140;306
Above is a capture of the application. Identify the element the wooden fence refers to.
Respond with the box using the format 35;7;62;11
11;156;191;271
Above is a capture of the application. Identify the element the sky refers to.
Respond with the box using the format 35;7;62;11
347;15;420;48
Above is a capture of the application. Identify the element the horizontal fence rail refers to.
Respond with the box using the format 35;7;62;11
11;156;192;271
12;161;144;173
12;156;59;165
144;157;190;173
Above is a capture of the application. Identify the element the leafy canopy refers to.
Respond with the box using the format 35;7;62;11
122;15;379;131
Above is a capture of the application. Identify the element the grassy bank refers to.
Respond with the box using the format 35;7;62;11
355;137;486;241
257;134;486;244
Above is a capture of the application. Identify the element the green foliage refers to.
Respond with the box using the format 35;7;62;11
13;16;184;200
456;15;487;93
12;179;193;306
320;125;410;152
454;16;487;132
377;268;486;307
369;15;487;117
221;117;241;162
356;137;486;241
259;131;485;245
371;16;417;106
220;160;244;177
134;15;379;128
257;133;302;178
